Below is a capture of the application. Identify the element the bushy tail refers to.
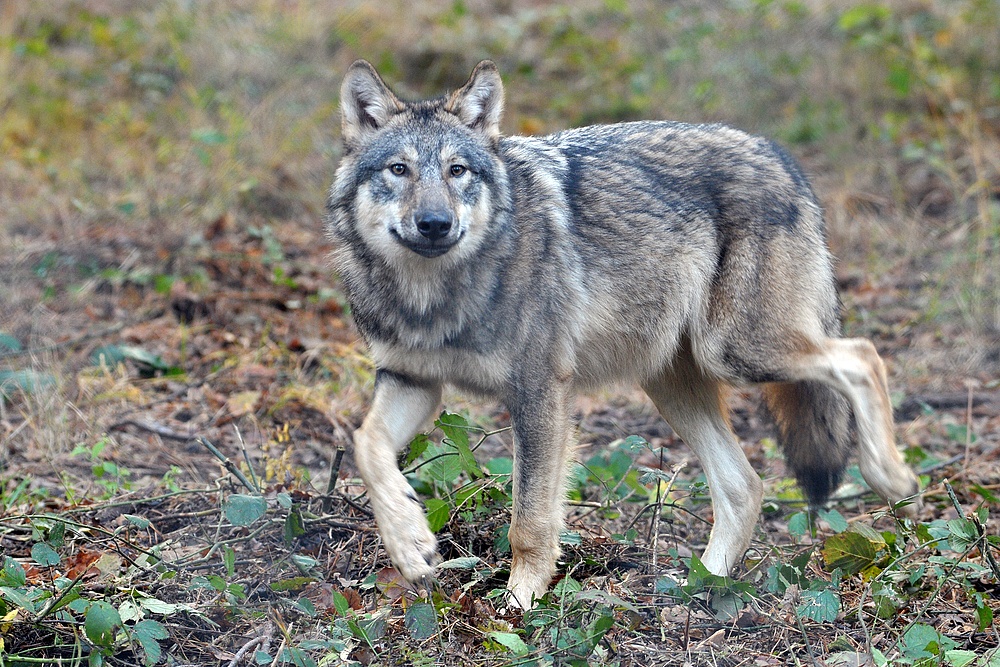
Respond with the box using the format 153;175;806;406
764;381;853;508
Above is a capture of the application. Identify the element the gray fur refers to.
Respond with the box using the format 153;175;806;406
327;60;919;608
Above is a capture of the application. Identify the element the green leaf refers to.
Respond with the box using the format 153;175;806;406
291;554;318;571
331;591;350;616
887;64;912;96
947;518;979;552
137;597;179;615
0;586;38;614
796;588;840;622
837;4;890;32
132;619;168;666
559;530;582;545
485;456;513;476
420;442;464;487
49;588;82;614
818;508;849;533
822;531;880;574
901;623;957;659
279;647;317;667
223;494;267;526
618;435;649;452
85;601;122;647
123;514;151;530
404;433;432;467
424;498;450;533
223;545;236;578
31;542;61;567
975;594;994;631
1;557;26;587
494;524;510;554
269;577;314;592
191;127;226;144
0;369;56;398
0;333;22;352
574;589;640;614
438;556;481;569
404;601;437;640
944;649;978;667
971;484;999;504
787;511;811;538
945;423;977;445
437;412;480;479
587;612;615;649
283;506;305;545
91;345;166;370
553;576;582;598
436;412;471;450
489;631;530;656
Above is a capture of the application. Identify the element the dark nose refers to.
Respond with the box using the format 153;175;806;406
415;212;453;241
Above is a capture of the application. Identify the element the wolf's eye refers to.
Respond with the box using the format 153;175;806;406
449;164;467;177
389;163;407;176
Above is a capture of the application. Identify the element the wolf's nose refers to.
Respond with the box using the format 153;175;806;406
415;213;453;241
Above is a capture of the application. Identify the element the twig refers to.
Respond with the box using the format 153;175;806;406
227;623;274;667
883;540;978;658
175;521;272;567
323;447;345;513
108;418;194;442
652;459;686;570
195;436;258;493
857;536;948;650
945;479;1000;581
33;563;92;622
964;384;974;472
792;602;820;666
233;425;261;493
61;487;215;513
0;514;168;567
268;637;288;667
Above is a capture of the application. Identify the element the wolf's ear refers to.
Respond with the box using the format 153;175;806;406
446;60;504;141
340;60;404;145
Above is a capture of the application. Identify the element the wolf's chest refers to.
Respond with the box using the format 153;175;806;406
367;340;512;397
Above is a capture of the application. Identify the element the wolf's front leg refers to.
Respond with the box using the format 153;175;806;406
506;381;573;608
353;371;443;584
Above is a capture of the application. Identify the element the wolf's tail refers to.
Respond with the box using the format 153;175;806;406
763;381;853;508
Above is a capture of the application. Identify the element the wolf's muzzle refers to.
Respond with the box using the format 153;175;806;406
415;212;454;242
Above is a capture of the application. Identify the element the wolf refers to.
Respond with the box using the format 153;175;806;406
326;59;920;609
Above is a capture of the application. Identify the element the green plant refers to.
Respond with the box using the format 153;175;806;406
403;412;511;534
71;436;132;498
517;575;634;666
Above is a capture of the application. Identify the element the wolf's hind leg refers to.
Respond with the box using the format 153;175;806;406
779;338;919;510
643;350;763;576
353;372;443;583
506;381;573;608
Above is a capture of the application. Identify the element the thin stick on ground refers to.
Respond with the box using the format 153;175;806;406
196;436;258;493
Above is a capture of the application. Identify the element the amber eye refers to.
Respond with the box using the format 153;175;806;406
449;164;467;177
389;163;407;176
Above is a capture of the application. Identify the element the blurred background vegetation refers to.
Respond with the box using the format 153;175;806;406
2;0;998;344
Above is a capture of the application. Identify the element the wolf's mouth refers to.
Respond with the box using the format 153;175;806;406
391;229;462;258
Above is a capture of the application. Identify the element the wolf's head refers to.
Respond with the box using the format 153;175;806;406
333;60;507;263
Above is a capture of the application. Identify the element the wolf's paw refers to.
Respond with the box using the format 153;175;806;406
376;493;442;583
507;561;554;610
863;460;922;517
